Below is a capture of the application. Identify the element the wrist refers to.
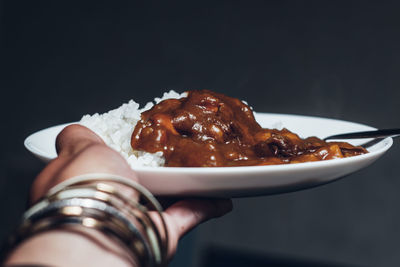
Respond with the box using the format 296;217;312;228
5;227;138;267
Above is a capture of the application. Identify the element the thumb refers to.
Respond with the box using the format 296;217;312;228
56;124;104;156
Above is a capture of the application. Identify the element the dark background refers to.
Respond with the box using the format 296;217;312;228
1;1;400;266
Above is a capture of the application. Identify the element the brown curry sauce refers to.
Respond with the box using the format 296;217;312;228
131;90;367;167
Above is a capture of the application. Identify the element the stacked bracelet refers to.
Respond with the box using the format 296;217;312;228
3;173;168;267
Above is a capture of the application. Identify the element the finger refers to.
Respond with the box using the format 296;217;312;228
55;124;136;181
148;198;233;260
56;124;104;155
165;198;233;237
31;124;138;202
35;124;103;187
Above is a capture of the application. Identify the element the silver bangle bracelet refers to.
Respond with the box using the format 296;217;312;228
44;172;168;261
3;173;168;267
46;184;163;264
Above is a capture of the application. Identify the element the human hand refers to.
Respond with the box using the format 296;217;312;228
30;124;233;261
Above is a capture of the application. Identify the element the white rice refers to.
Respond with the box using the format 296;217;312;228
79;90;187;168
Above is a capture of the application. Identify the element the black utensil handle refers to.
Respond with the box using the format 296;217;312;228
324;128;400;140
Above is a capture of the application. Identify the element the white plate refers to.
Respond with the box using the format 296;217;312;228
24;113;393;197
